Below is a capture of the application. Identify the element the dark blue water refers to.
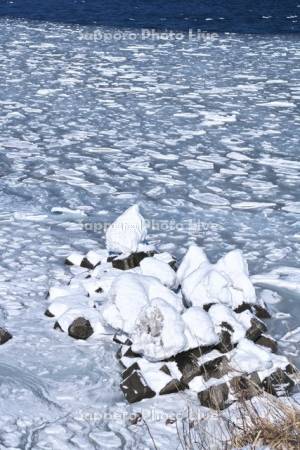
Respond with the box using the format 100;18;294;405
0;0;300;33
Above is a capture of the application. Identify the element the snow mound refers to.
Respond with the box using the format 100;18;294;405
106;204;147;254
178;245;257;309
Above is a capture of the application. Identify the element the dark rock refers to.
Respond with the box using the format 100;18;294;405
159;379;187;395
0;328;12;345
54;321;63;332
95;287;103;293
221;322;234;333
123;346;141;358
80;257;95;270
253;304;271;320
107;255;117;263
169;260;178;272
234;303;271;320
116;345;141;364
255;335;278;353
160;364;171;376
112;251;155;270
246;318;267;341
44;309;54;318
122;362;141;380
113;334;132;346
68;317;94;340
186;345;216;358
216;330;234;353
198;383;229;410
121;369;156;403
262;368;294;396
235;303;271;320
285;364;298;375
202;356;230;381
203;303;216;312
175;351;202;384
230;374;262;400
65;257;74;266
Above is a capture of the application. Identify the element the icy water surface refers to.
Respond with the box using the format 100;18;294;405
0;0;300;32
0;18;299;448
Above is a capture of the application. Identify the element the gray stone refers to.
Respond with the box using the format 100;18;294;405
198;383;229;410
44;309;54;318
113;334;132;346
160;364;171;376
235;303;271;319
0;328;12;345
68;317;94;340
262;368;294;396
246;318;267;341
54;321;63;332
230;374;262;400
159;379;186;395
121;369;156;403
255;335;278;353
216;330;234;353
202;356;230;381
112;251;155;270
122;362;141;380
175;351;202;384
80;257;96;270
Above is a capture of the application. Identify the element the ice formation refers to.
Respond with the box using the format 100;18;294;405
105;204;147;254
46;205;296;408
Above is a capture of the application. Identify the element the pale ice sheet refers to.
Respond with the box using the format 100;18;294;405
0;18;300;449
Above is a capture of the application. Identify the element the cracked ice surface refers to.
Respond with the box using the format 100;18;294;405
0;18;300;448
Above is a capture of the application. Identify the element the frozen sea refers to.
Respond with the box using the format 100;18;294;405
0;15;299;450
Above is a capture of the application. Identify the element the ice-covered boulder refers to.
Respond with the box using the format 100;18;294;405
101;272;183;334
178;246;257;310
46;295;92;319
111;251;154;270
54;306;108;339
106;205;147;254
176;245;209;285
131;299;187;361
140;256;177;289
182;307;219;349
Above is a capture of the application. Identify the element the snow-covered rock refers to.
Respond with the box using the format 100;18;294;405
106;204;147;254
131;299;187;361
176;245;209;284
55;306;109;338
101;272;183;334
182;307;219;349
140;256;177;289
178;246;257;309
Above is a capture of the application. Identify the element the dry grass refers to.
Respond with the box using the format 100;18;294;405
171;395;300;450
230;398;300;449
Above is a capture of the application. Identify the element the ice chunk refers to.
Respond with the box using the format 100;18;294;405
106;205;147;254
